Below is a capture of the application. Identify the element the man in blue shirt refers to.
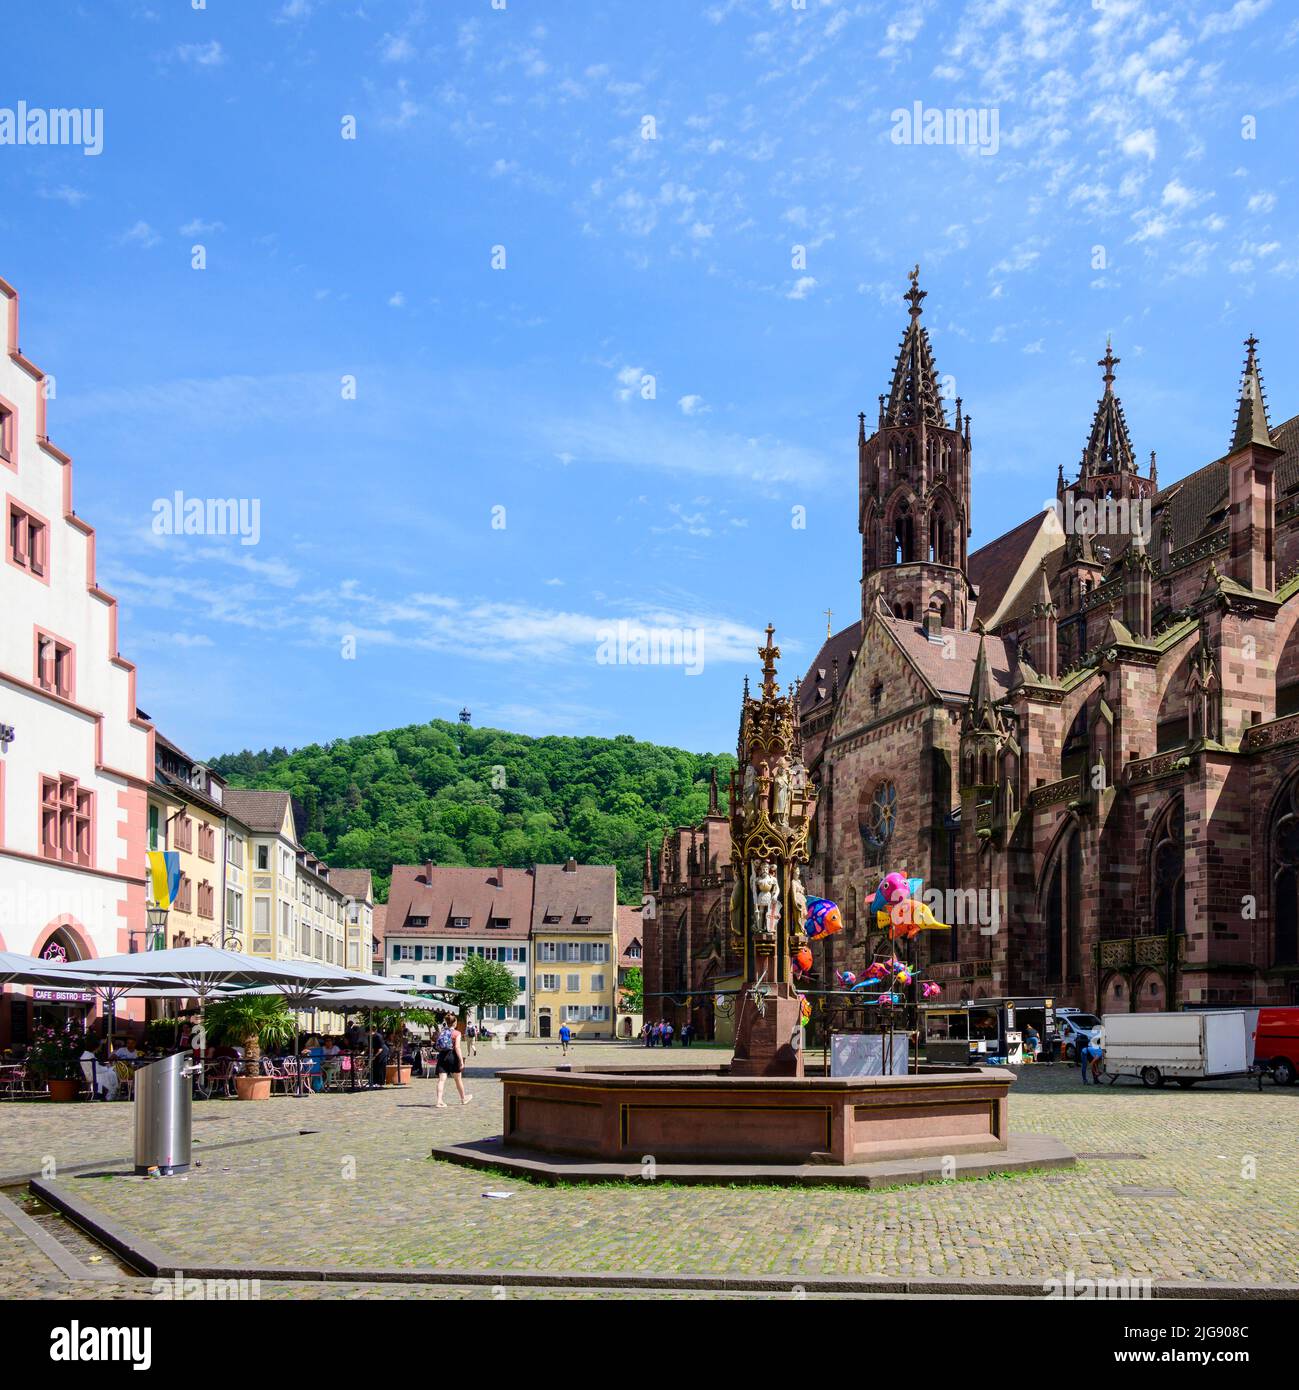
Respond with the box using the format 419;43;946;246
558;1022;571;1055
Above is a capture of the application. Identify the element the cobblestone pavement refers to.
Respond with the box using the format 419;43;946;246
2;1042;1296;1297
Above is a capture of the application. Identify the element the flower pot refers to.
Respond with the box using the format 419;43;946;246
47;1078;81;1103
235;1076;272;1101
385;1063;412;1086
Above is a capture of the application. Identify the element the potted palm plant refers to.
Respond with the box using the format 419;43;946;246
28;1023;88;1102
205;996;296;1101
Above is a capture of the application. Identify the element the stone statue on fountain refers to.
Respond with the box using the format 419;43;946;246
728;624;817;1077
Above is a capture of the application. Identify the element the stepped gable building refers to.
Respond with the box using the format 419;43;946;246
641;768;740;1036
0;276;154;1046
795;270;1299;1013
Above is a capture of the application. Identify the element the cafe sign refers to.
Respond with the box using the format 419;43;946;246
32;988;95;1004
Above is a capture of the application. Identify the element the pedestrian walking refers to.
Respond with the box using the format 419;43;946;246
559;1021;572;1055
434;1015;472;1108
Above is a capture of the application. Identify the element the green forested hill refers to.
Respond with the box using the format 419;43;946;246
209;721;734;904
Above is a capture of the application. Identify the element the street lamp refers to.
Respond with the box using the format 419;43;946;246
146;905;168;952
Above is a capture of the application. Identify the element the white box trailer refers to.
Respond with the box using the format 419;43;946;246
1100;1010;1250;1088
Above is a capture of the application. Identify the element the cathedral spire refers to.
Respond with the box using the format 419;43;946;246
708;766;720;816
882;266;947;429
1230;334;1274;453
1079;338;1137;481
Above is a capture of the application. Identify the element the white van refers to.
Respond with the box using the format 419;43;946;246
1055;1009;1102;1060
1100;1011;1250;1088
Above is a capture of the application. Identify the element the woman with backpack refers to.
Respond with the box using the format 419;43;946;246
434;1014;472;1108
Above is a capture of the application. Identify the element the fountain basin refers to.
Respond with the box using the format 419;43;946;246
495;1063;1014;1166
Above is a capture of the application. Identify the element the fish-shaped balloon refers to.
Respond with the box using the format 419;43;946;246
805;897;844;939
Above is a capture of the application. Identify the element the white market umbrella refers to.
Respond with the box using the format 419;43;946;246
3;955;178;1051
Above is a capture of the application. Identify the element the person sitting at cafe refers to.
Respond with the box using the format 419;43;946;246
113;1037;140;1062
80;1034;119;1100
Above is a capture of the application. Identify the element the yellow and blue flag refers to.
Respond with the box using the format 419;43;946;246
147;850;181;908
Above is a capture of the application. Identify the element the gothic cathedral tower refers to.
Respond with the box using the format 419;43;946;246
859;269;973;631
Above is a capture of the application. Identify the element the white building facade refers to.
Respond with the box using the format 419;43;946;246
0;276;154;1046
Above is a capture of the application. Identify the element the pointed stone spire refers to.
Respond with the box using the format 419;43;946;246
882;266;948;429
708;766;720;816
965;630;1002;733
643;839;654;891
1079;338;1137;480
1030;559;1058;679
1230;335;1275;452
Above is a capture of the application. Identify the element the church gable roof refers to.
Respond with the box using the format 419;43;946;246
968;510;1062;628
875;612;1015;703
797;621;862;715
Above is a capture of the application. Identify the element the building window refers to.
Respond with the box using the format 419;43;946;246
859;779;897;868
1272;782;1299;967
198;824;215;860
0;403;13;464
590;973;605;992
537;974;558;992
257;844;269;870
628;944;641;959
176;816;193;852
228;836;244;868
451;915;470;929
408;915;428;929
7;498;49;580
197;882;214;919
566;973;581;992
148;804;161;852
40;775;94;866
35;631;74;700
488;916;510;929
175;874;192;913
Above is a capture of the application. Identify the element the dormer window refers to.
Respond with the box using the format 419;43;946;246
574;914;591;925
488;917;510;929
451;916;470;929
408;915;428;929
544;913;561;924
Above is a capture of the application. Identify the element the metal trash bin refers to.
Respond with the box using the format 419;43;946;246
133;1052;194;1176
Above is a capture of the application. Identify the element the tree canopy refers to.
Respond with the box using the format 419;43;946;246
210;719;733;904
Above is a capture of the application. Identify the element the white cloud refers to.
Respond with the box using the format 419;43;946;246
678;394;709;416
39;185;88;208
387;291;406;308
1162;179;1208;210
173;40;225;66
380;33;415;62
1247;191;1277;214
1200;0;1271;41
180;217;224;236
120;220;160;249
1120;129;1158;161
786;276;818;300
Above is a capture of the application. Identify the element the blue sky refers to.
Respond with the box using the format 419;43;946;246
2;0;1297;760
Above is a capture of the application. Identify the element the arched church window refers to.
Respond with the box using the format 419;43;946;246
1043;829;1082;983
1272;782;1299;966
859;780;897;868
893;503;914;564
1152;799;1185;937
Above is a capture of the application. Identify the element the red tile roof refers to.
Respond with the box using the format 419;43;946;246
617;904;645;967
532;862;617;935
385;864;534;940
878;613;1015;702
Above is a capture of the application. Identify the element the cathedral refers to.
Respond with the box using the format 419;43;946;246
644;270;1299;1029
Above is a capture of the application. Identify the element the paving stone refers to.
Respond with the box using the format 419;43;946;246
1;1043;1296;1295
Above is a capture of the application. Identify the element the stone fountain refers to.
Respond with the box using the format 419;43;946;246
432;628;1074;1186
